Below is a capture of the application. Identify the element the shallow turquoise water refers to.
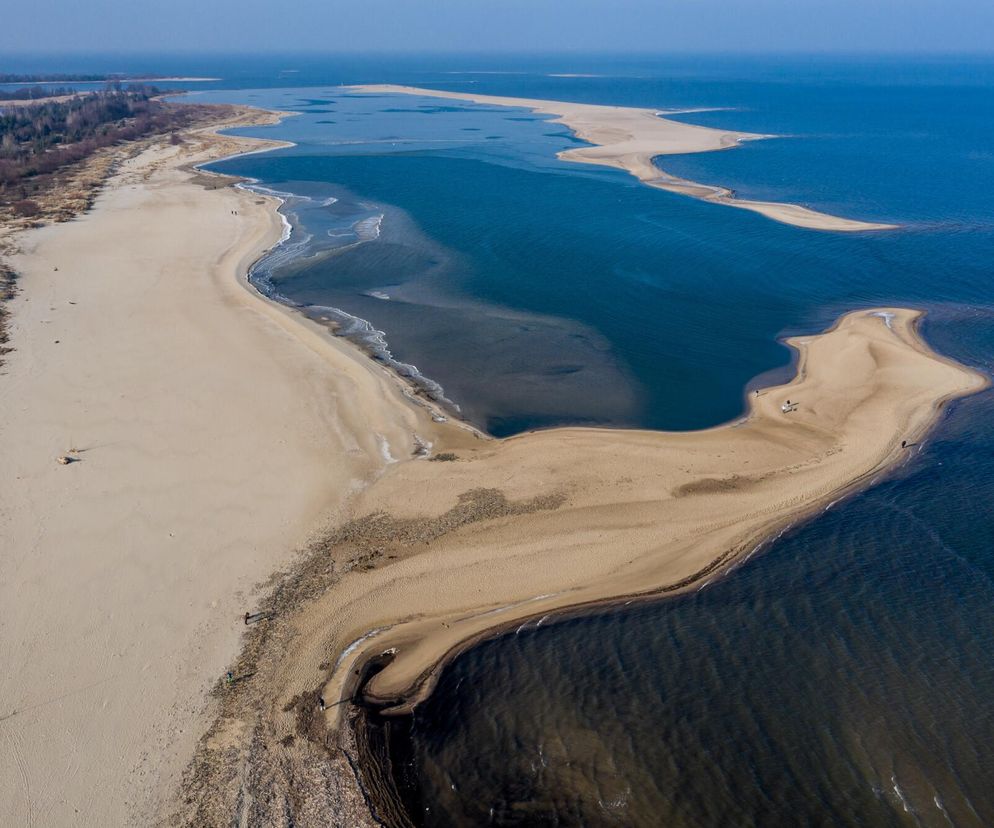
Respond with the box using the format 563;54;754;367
172;57;994;825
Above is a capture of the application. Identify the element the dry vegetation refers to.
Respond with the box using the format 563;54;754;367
0;263;15;363
0;86;219;217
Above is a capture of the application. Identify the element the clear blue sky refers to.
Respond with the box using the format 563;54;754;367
5;0;994;54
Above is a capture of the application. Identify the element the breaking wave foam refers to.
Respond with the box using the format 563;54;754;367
242;182;458;413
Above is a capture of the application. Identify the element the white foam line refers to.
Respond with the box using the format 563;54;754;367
352;213;383;242
235;179;460;414
475;592;561;619
743;542;764;562
870;310;895;329
378;435;397;464
334;625;390;672
891;776;914;817
933;794;952;825
305;303;460;410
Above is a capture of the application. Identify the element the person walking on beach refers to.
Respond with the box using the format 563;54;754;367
318;696;326;711
244;611;251;625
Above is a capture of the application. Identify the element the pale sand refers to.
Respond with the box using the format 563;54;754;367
355;84;897;232
0;115;444;824
0;105;984;825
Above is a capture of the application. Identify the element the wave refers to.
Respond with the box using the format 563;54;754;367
241;181;459;413
306;303;459;410
352;213;383;242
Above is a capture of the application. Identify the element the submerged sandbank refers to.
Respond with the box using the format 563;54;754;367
355;84;897;232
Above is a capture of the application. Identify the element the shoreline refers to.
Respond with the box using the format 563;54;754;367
353;84;898;232
2;103;985;826
232;183;473;431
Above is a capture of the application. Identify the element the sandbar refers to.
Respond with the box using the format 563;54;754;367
355;84;897;232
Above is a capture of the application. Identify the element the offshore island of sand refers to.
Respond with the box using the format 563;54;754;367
355;84;898;232
0;99;981;827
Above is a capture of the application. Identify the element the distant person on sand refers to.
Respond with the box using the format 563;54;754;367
318;696;326;711
244;611;250;625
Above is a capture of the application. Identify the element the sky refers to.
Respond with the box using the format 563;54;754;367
4;0;994;55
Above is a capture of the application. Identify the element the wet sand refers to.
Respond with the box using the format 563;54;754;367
355;84;897;232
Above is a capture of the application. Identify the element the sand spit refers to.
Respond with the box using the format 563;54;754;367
355;84;897;232
305;308;985;718
172;303;985;826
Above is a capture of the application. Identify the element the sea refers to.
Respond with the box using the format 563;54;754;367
11;53;994;825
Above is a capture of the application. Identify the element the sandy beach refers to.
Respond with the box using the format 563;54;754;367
355;84;897;232
0;112;444;825
0;105;984;826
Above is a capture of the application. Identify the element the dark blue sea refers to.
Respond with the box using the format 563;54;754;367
17;53;994;825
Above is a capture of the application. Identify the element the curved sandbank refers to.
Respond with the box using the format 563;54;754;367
354;84;897;232
306;307;984;718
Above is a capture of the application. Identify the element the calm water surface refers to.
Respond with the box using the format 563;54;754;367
152;56;994;825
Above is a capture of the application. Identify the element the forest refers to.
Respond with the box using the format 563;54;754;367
0;72;151;83
0;85;208;210
0;85;76;101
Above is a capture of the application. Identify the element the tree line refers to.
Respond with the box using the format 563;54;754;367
0;86;77;102
0;73;153;84
0;86;210;211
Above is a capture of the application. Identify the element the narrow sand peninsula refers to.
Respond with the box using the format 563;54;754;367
356;84;897;232
0;112;444;825
282;309;983;718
